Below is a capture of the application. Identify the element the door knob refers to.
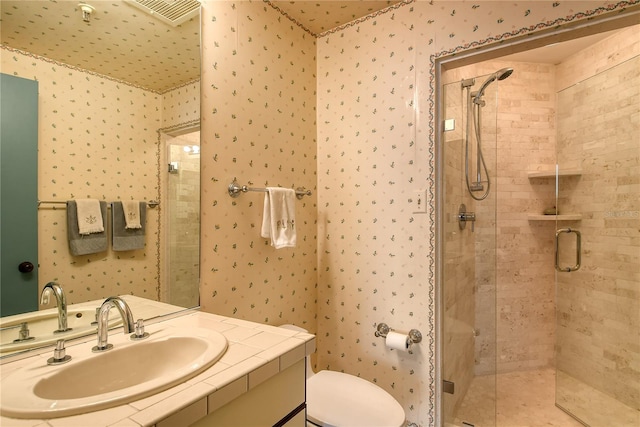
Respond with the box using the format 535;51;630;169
18;261;34;273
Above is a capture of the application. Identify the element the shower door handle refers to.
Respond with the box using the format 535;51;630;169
555;228;581;272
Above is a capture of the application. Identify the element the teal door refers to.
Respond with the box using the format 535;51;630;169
1;73;39;316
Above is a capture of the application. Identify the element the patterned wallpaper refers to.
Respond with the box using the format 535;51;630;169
199;2;318;331
1;46;200;306
316;3;431;422
198;1;639;426
162;81;201;128
268;1;404;36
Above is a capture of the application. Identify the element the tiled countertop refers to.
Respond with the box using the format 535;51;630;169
0;310;315;427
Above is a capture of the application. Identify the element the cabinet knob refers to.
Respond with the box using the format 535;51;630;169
18;261;34;273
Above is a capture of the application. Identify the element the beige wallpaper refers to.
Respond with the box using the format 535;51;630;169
162;81;201;128
199;1;637;426
199;1;318;331
1;47;200;306
316;3;432;421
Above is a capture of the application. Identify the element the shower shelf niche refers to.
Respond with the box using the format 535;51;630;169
527;168;582;179
527;213;582;221
527;168;583;221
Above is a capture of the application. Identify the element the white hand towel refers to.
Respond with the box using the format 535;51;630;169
122;200;142;229
75;198;105;235
261;188;296;249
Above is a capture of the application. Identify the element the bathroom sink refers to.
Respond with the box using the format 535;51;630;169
0;326;228;419
0;307;120;353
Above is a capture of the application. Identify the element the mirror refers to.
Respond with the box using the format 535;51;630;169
0;0;201;355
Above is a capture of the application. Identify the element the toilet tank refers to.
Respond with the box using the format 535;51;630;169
279;324;314;378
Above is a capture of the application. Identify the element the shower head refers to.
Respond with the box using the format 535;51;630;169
473;68;513;103
495;67;514;81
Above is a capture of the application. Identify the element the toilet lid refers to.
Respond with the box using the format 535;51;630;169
306;370;405;427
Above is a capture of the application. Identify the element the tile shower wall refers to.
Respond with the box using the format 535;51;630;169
166;132;201;308
452;25;639;381
440;77;480;419
1;49;164;303
492;60;557;374
161;82;201;308
198;2;318;330
440;24;639;423
555;26;640;412
197;1;636;425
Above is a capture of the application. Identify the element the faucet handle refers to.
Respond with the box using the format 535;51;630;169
91;307;100;326
47;340;72;365
13;322;36;343
130;319;150;340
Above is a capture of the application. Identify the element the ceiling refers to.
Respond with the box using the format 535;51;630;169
0;0;399;93
271;1;401;35
500;29;620;65
1;0;200;93
0;1;621;93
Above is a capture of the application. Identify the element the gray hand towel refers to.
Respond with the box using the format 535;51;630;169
112;201;146;251
67;200;108;256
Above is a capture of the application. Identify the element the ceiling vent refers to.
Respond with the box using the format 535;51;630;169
125;0;200;27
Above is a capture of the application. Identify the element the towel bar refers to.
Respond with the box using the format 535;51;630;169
228;178;312;200
38;200;160;208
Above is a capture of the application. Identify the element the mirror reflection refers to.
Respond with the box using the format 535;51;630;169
0;0;201;355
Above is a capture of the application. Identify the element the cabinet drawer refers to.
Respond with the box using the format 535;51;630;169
192;359;305;426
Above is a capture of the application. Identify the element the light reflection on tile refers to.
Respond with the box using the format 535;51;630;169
451;369;585;427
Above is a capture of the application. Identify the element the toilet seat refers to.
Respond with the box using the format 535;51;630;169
306;370;405;427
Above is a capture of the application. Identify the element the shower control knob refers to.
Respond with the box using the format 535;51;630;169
458;204;476;231
458;212;476;221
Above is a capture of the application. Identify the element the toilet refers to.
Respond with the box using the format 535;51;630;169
280;324;405;427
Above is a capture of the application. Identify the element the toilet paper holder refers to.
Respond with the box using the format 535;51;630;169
374;323;422;352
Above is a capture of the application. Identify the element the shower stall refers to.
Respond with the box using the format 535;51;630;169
438;25;639;427
163;130;201;308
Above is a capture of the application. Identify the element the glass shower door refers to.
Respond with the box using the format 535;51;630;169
165;131;201;308
554;55;640;427
441;75;498;427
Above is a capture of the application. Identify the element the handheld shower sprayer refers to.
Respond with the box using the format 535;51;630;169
464;68;514;201
473;68;513;104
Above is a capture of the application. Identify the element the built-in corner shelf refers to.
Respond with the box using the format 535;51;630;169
527;169;583;179
527;214;583;221
527;168;583;221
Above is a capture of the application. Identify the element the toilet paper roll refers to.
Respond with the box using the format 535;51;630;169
385;331;410;351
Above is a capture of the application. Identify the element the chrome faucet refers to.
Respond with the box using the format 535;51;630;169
40;282;70;333
92;296;135;352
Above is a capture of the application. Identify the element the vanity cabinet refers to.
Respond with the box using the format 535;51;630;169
0;310;314;427
163;359;306;427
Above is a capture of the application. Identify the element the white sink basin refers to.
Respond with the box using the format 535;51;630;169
0;326;228;419
0;306;122;353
